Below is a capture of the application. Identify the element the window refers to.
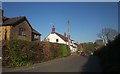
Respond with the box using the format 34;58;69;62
19;28;26;36
56;39;59;42
34;35;39;40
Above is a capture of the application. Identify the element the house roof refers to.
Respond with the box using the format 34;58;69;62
1;16;41;35
1;16;31;29
3;16;9;22
32;29;41;35
54;32;68;42
2;16;27;26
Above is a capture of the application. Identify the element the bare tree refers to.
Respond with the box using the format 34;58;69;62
97;28;118;44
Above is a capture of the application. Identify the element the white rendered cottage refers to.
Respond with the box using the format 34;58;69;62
44;25;78;53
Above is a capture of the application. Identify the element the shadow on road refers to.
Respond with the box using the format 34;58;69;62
80;55;102;73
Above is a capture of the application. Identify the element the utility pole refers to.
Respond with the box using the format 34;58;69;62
68;17;71;55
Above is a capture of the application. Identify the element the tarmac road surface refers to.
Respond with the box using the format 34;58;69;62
3;55;102;72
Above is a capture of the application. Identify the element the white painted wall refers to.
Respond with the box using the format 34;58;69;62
45;33;78;53
45;33;67;44
70;40;78;52
70;44;78;53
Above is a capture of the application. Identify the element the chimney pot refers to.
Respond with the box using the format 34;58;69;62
64;33;66;37
51;25;55;33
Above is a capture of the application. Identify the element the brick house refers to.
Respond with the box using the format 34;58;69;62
0;10;41;42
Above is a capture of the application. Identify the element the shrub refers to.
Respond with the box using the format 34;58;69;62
2;40;46;67
93;34;120;72
2;40;34;67
42;42;52;61
80;42;96;55
2;40;70;67
50;43;69;58
59;44;69;57
30;42;44;63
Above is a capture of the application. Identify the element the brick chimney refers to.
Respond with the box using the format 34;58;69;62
64;32;66;37
51;25;55;34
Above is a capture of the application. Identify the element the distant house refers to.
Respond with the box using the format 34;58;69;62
0;10;41;42
95;39;104;46
44;25;78;53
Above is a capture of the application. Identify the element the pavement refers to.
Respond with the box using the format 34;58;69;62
2;55;102;72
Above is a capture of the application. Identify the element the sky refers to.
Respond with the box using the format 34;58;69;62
2;2;118;43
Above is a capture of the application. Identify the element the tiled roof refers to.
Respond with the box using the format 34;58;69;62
54;32;68;42
2;16;25;26
32;29;41;35
1;16;41;35
3;16;9;22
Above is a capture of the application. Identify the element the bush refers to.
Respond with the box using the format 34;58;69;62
59;44;69;57
2;40;45;67
42;42;52;61
2;40;34;67
30;42;44;63
2;40;70;68
93;34;120;72
50;43;69;58
80;42;96;55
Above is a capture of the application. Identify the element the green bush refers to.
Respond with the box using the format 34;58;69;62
3;40;46;67
2;40;34;67
50;43;69;58
2;40;70;68
59;44;69;57
80;42;96;55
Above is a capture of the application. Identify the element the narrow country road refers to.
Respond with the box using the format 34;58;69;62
3;56;102;72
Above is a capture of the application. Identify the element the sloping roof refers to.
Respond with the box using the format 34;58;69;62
1;16;41;35
32;29;41;35
2;16;25;26
54;32;68;42
1;16;33;30
3;16;9;22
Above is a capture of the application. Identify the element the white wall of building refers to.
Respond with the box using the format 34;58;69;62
45;33;78;53
45;33;67;44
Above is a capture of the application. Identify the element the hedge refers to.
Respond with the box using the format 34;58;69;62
93;34;120;72
2;40;70;67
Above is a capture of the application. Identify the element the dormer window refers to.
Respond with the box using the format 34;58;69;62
19;28;26;36
56;39;59;42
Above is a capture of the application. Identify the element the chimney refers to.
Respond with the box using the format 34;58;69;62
64;32;66;37
0;9;3;17
51;25;55;34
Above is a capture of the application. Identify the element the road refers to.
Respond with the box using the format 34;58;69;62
3;56;102;72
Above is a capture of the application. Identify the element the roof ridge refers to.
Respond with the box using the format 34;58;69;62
10;16;25;19
54;32;68;42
